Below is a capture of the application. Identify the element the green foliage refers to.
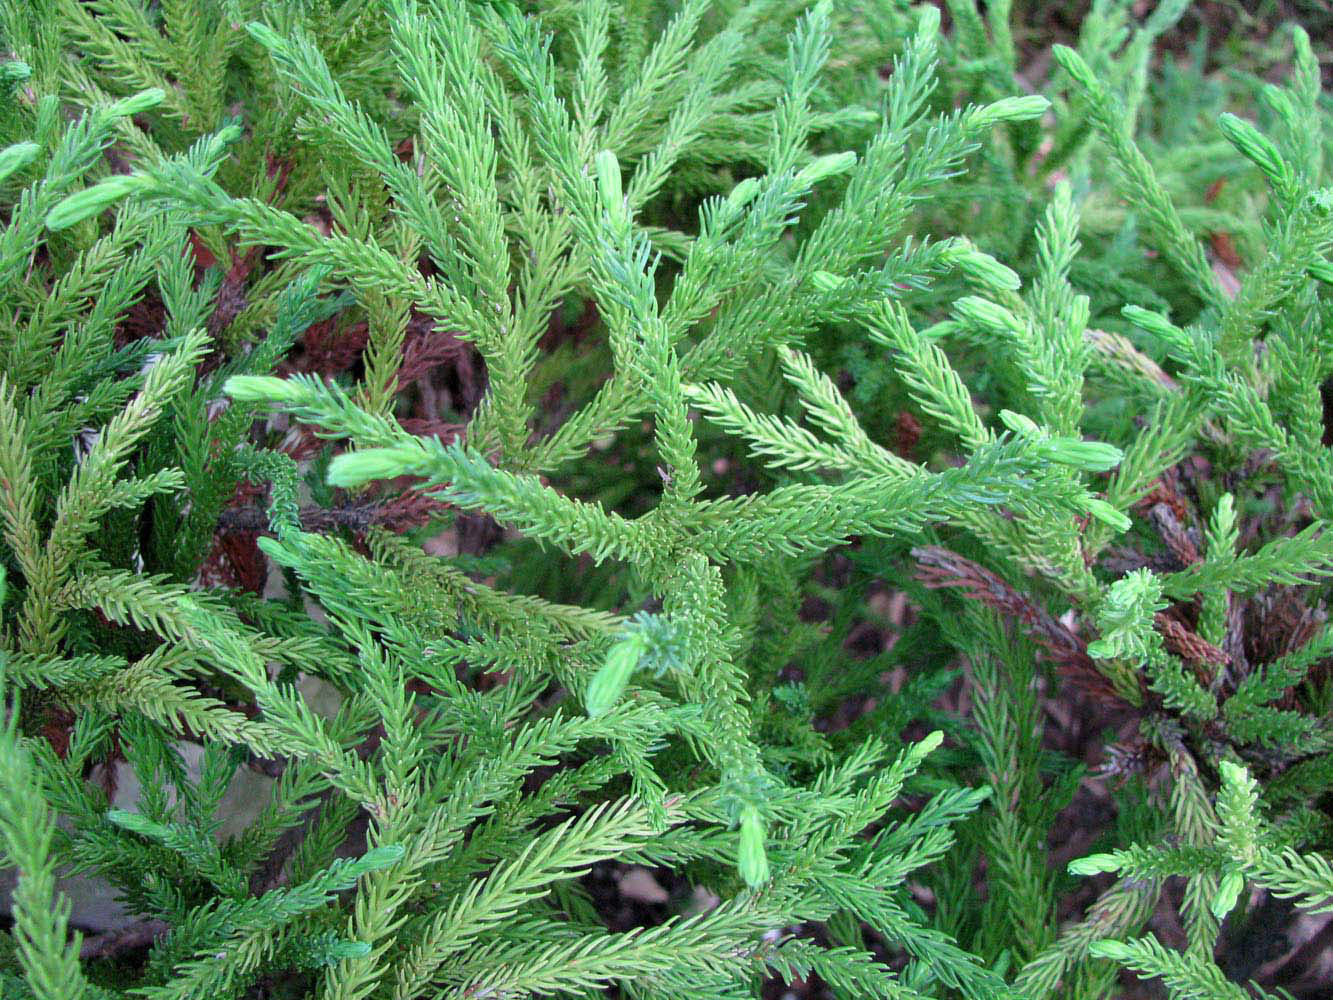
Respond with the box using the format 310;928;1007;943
2;2;1333;999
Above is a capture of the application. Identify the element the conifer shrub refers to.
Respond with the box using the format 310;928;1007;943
1;2;1332;999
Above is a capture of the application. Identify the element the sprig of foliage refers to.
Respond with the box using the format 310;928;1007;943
3;2;1333;999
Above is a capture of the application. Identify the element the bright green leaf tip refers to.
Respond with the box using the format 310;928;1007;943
795;151;856;186
594;149;623;219
1211;869;1245;918
326;446;428;488
45;174;145;231
915;5;940;38
106;88;166;118
1219;761;1248;785
917;730;943;756
1088;940;1134;962
998;410;1040;437
223;375;303;404
585;634;645;717
726;177;761;208
811;270;848;292
246;21;284;48
0;61;30;83
737;805;769;887
105;808;132;826
0;142;39;184
949;241;1022;292
256;535;298;568
1039;439;1124;473
971;95;1050;129
1085;498;1131;532
360;844;406;868
1068;853;1119;876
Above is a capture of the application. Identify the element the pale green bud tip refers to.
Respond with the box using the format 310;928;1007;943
1121;305;1181;341
106;808;151;832
916;4;940;38
1260;84;1294;120
223;375;303;404
1292;23;1312;56
359;844;406;869
999;95;1050;120
0;61;31;84
737;805;770;887
0;142;40;184
246;22;283;49
1215;111;1259;146
1067;853;1119;876
1039;438;1124;473
917;730;943;756
46;174;145;231
920;320;955;341
971;95;1050;129
950;242;1021;291
594;149;622;216
811;270;849;293
1310;257;1333;284
1217;113;1286;185
585;635;644;717
1052;45;1097;92
727;177;761;208
326;446;427;488
1088;941;1134;963
107;88;166;118
795;151;857;186
955;296;1022;334
1085;498;1131;533
1213;493;1236;535
998;409;1040;437
1219;760;1248;785
256;535;296;566
1211;869;1245;918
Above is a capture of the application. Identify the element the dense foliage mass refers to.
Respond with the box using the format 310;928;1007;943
2;1;1333;998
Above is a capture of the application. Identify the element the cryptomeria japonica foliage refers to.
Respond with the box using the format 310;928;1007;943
2;1;1333;998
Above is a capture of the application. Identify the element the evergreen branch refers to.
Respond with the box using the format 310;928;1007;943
0;684;89;1000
